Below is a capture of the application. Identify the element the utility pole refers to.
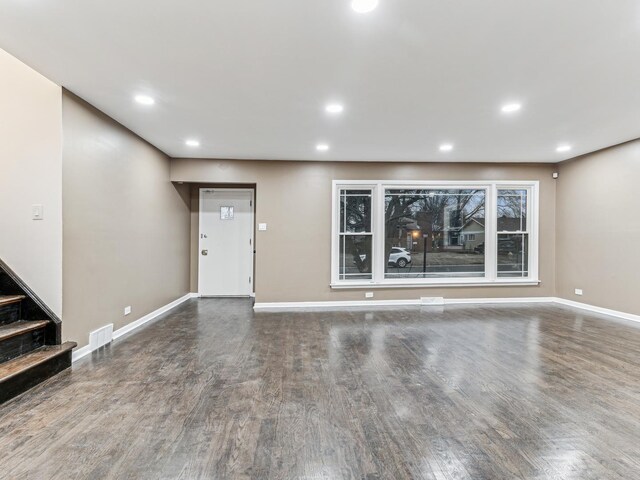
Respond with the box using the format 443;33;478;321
422;234;428;276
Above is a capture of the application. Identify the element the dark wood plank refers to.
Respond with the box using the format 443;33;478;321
0;262;62;344
0;303;20;326
0;295;25;308
0;327;45;364
0;342;76;383
0;320;49;342
0;300;640;479
0;346;74;405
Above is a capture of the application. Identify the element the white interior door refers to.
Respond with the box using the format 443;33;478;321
199;189;254;296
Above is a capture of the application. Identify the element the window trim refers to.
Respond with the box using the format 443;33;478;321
496;186;534;279
332;185;375;283
331;180;540;288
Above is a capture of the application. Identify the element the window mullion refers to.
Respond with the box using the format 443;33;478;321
485;185;497;281
373;184;384;283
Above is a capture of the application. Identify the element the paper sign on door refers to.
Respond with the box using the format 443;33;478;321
220;206;234;220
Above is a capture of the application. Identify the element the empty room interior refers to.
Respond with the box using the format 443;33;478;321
1;1;640;479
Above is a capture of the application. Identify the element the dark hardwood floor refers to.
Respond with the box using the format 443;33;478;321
1;299;640;479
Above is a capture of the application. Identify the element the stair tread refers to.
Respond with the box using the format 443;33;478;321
0;295;26;307
0;320;49;342
0;342;77;383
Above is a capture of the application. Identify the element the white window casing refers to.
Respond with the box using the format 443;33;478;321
331;180;540;288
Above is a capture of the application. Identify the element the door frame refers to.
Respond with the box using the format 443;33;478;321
198;187;255;297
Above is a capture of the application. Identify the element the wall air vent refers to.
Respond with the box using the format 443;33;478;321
89;324;114;350
420;297;445;306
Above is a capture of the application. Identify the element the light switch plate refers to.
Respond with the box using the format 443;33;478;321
32;204;43;220
258;223;267;231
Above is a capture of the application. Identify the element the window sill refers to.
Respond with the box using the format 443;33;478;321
330;279;541;289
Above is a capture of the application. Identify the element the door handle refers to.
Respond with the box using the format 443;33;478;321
201;249;208;256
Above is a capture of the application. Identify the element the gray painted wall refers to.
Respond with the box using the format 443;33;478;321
62;91;191;348
556;139;640;315
173;159;556;303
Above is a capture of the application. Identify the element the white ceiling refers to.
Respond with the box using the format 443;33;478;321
1;0;639;162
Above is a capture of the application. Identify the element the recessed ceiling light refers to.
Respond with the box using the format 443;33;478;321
439;144;454;152
185;139;200;147
501;103;522;113
351;0;378;13
325;104;344;114
556;144;572;153
316;143;330;152
134;94;155;106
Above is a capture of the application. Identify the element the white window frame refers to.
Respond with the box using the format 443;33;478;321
330;180;540;288
336;186;375;281
496;185;535;279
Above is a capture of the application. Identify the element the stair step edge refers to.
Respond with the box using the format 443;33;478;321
0;342;77;383
0;295;26;307
0;320;50;342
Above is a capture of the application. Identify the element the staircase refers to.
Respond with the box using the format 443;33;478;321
0;263;76;404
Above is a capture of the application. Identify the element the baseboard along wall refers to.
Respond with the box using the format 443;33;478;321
71;293;197;362
253;296;640;325
252;297;555;310
72;294;640;363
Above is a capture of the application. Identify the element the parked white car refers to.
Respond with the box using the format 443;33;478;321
356;247;412;268
388;247;411;268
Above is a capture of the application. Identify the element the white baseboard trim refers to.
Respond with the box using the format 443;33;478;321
111;293;195;342
254;299;421;310
253;296;640;325
553;297;640;324
253;297;555;311
70;344;92;363
72;292;196;362
447;297;555;305
71;294;640;361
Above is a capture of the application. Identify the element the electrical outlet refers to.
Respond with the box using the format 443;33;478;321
365;292;374;298
124;306;132;315
574;289;583;296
